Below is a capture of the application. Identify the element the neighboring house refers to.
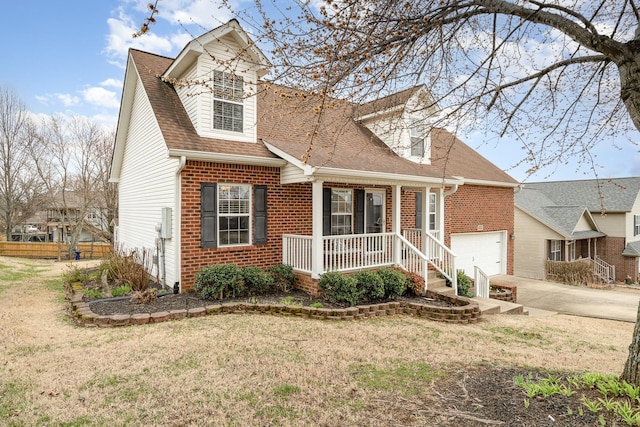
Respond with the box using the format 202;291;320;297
46;191;110;244
515;177;640;282
110;20;518;293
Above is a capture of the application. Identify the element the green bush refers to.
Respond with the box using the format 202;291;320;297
266;264;295;292
403;271;425;296
318;272;360;307
241;265;274;295
194;264;245;300
377;268;408;299
353;270;385;300
456;270;473;298
111;284;132;297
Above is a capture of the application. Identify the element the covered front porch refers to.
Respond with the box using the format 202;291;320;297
280;179;459;293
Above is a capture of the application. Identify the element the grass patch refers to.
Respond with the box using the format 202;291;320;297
488;326;549;346
0;380;31;419
351;361;445;397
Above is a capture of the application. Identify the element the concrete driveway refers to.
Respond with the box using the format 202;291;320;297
492;275;640;323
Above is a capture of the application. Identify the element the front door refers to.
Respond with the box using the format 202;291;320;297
365;190;385;234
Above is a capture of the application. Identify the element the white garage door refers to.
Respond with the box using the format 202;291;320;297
451;231;506;276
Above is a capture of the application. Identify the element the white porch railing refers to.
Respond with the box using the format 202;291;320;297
402;228;440;248
282;234;313;273
474;266;490;298
283;231;457;294
594;256;615;283
323;233;394;272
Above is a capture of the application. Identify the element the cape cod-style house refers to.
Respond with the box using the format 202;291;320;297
110;20;519;294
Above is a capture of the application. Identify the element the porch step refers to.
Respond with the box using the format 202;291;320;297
473;297;524;315
426;271;454;294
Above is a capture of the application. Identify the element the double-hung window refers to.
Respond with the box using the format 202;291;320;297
218;184;251;245
212;70;243;132
635;215;640;236
428;193;436;232
331;189;353;235
410;120;425;157
549;240;562;261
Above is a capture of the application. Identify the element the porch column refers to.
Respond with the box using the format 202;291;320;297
436;187;444;241
392;184;401;265
311;180;324;279
421;187;430;255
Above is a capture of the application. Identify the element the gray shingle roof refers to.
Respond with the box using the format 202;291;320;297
522;177;640;213
623;241;640;257
515;187;605;239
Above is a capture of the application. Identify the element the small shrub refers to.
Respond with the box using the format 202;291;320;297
195;264;245;300
64;265;91;284
130;288;157;304
377;268;408;299
111;284;132;297
267;264;295;292
456;270;473;298
353;270;385;300
310;302;323;308
318;272;360;307
241;265;274;295
403;271;425;296
83;288;102;299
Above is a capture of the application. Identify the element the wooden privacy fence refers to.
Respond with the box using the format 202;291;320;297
0;242;112;260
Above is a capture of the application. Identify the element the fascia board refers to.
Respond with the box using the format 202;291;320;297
167;148;286;167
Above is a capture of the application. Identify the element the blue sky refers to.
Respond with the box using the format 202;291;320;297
1;0;638;183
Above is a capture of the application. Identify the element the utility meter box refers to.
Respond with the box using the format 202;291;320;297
160;207;172;239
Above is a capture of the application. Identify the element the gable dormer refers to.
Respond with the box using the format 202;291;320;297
163;20;270;143
356;86;437;164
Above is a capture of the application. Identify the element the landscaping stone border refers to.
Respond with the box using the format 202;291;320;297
65;283;481;328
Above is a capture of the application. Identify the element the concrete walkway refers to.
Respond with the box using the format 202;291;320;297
492;275;640;323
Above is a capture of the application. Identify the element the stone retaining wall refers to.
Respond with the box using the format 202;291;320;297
66;283;481;328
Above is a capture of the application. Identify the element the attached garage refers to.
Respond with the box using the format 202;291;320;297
451;231;507;276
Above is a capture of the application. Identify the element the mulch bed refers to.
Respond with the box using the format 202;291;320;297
87;289;455;316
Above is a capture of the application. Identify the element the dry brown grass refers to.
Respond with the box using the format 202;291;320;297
0;256;635;426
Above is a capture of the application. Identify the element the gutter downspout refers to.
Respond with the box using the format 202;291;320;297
443;183;459;197
174;156;187;293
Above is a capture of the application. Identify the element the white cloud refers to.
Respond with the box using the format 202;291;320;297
81;87;120;109
104;8;174;66
35;93;81;107
101;78;123;88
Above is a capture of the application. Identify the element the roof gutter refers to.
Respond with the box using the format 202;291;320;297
314;166;464;186
167;149;287;167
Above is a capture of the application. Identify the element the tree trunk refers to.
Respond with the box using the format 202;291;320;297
621;301;640;384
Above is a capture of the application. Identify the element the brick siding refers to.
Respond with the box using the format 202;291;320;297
599;236;638;282
180;161;515;290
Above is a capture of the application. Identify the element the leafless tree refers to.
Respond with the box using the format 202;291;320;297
31;115;111;257
0;86;46;240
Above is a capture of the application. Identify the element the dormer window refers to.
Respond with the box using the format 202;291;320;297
213;70;243;132
410;120;425;157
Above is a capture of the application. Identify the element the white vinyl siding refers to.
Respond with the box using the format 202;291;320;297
195;37;257;143
118;78;179;287
174;62;199;130
514;207;565;279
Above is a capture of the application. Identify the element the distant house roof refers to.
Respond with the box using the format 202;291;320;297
623;241;640;257
515;187;605;240
521;177;640;213
116;44;517;187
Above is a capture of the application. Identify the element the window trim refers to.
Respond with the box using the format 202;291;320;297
217;183;251;247
634;215;640;236
409;120;425;157
212;70;244;133
549;240;562;261
330;188;353;235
